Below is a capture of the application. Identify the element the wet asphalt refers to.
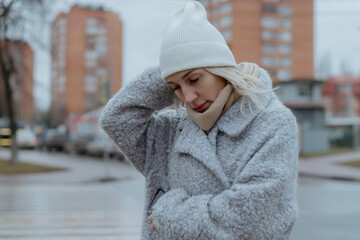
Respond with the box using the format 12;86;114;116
0;149;359;240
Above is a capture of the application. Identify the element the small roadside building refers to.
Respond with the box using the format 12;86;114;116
274;79;330;154
322;75;360;149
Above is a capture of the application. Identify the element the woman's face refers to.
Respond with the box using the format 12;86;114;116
165;68;227;113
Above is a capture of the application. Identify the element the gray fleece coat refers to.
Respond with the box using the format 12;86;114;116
100;66;298;240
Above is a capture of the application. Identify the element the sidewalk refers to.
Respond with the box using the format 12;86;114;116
2;148;360;183
0;149;143;184
298;150;360;181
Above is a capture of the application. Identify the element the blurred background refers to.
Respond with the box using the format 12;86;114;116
0;0;360;239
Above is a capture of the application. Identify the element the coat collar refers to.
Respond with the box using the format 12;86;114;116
174;118;231;188
173;90;276;188
217;90;275;136
172;68;276;187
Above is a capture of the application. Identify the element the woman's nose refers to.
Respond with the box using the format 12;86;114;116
182;87;197;104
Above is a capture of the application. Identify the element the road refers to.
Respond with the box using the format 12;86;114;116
0;177;145;240
0;149;360;239
292;177;360;240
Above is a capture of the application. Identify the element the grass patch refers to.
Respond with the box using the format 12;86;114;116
338;160;360;169
0;158;66;174
300;147;356;158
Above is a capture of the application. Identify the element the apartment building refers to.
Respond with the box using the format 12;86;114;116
198;0;314;82
51;5;122;125
0;40;35;124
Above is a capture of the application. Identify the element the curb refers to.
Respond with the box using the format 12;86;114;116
298;172;360;182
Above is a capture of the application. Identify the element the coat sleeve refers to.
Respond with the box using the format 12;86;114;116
99;66;178;176
151;109;298;239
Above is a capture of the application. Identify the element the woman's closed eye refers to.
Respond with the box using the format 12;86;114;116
189;78;199;83
172;85;180;91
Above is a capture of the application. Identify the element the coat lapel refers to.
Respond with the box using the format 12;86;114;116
174;118;231;189
173;90;276;189
217;91;276;136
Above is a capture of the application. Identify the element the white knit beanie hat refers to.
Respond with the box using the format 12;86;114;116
159;1;236;80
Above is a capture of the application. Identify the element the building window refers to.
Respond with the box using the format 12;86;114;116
59;60;66;68
262;5;277;13
85;59;96;68
86;35;96;42
299;85;311;97
279;31;292;42
262;30;277;40
85;50;97;59
59;43;66;51
281;19;292;28
86;18;97;26
95;44;106;57
261;56;277;66
60;25;67;34
86;27;98;35
58;51;65;62
280;57;292;67
97;19;105;25
261;17;279;28
85;84;96;92
277;69;291;81
98;26;107;35
219;16;232;28
97;35;107;44
87;43;95;50
58;18;67;26
262;44;277;53
212;8;218;17
97;68;107;76
278;5;292;16
268;70;277;77
278;44;292;53
85;75;96;83
98;59;106;67
340;84;351;93
85;76;97;92
59;75;66;84
60;34;66;43
220;3;232;14
59;84;65;93
221;30;232;40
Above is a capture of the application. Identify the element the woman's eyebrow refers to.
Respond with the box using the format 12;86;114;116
181;69;195;80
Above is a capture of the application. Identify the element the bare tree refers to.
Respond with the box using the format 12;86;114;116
0;0;50;164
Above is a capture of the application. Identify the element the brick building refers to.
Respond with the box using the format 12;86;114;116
198;0;314;82
322;76;360;117
51;5;122;125
0;41;35;124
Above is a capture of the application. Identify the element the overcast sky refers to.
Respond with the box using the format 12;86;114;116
33;0;360;111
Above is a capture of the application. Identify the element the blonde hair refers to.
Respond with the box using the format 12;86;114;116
173;64;269;115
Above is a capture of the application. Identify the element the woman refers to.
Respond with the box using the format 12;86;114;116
100;1;298;239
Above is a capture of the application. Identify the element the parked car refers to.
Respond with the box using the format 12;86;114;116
0;128;11;147
86;136;123;160
63;135;77;154
42;129;67;151
16;129;37;149
73;135;94;155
